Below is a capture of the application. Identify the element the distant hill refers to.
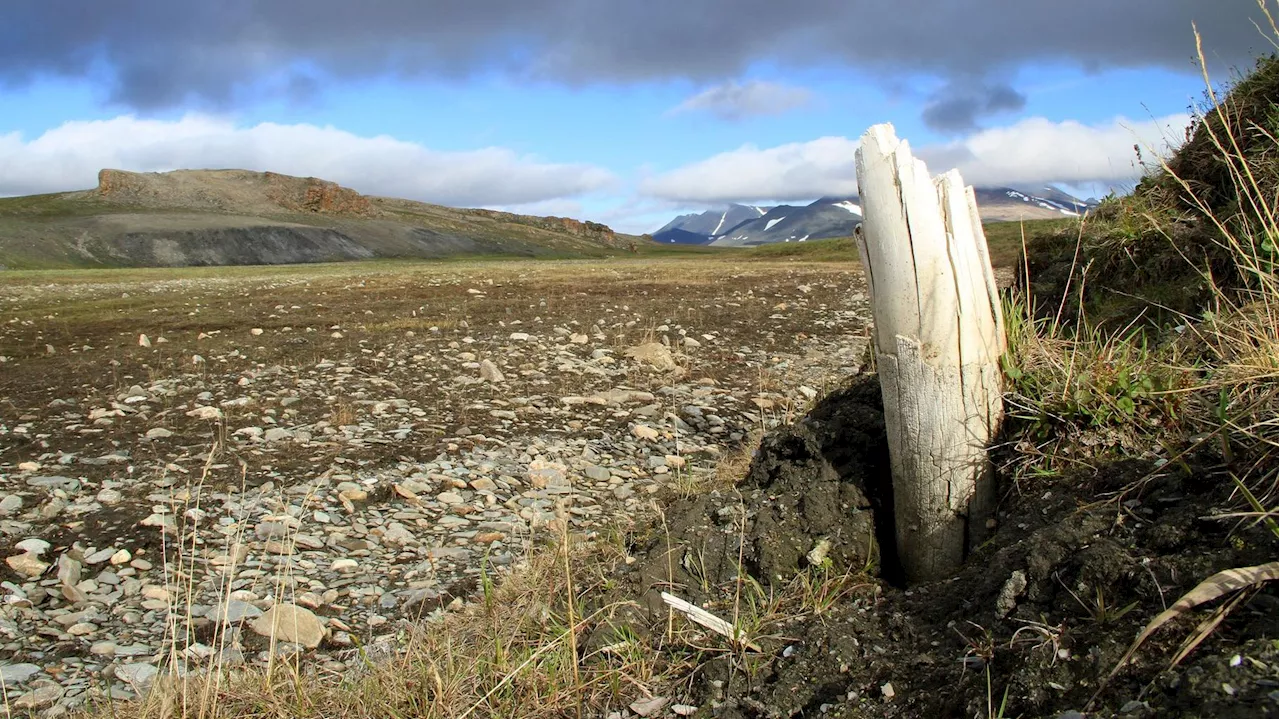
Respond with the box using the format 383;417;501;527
0;169;624;269
653;187;1096;247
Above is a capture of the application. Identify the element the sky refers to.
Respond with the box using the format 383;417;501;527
0;1;1275;234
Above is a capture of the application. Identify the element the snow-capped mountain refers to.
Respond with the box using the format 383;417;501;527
653;203;771;244
709;196;862;247
972;187;1097;221
651;186;1097;247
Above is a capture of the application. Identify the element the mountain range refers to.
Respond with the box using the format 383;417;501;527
653;186;1096;247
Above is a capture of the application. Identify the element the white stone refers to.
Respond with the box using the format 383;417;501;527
186;406;222;420
263;427;293;442
250;603;325;649
14;538;50;555
5;553;48;578
478;359;505;382
631;425;660;441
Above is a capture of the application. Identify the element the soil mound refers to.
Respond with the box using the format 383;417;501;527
612;377;1277;718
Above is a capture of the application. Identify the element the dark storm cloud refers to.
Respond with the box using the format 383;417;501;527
922;82;1028;133
1;0;1269;111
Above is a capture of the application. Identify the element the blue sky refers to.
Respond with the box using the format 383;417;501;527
0;0;1272;233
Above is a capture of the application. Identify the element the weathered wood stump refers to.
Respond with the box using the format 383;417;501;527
854;123;1005;583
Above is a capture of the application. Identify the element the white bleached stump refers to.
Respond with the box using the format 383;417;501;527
853;124;1005;583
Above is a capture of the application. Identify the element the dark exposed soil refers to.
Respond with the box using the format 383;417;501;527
611;376;1278;718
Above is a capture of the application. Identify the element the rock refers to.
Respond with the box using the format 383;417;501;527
250;328;264;336
263;427;293;442
5;553;49;578
436;491;465;505
630;696;670;716
110;549;132;565
672;705;698;716
145;427;173;439
383;524;416;546
682;337;701;349
90;642;118;656
115;662;160;692
478;360;505;382
97;488;124;504
624;343;678;371
137;334;151;347
13;685;63;709
0;495;22;514
995;570;1028;618
584;465;611;482
331;559;359;572
57;554;83;585
27;476;79;491
250;603;325;649
85;548;116;564
509;332;531;342
140;513;176;530
15;538;50;555
17;461;39;472
528;460;569;489
186;406;222;420
631;425;660;441
208;600;264;624
0;663;42;687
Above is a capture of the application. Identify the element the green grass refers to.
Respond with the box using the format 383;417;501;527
982;218;1080;269
730;220;1077;269
744;236;860;261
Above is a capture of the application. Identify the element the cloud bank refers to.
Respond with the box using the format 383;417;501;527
0;115;615;206
640;114;1190;203
0;0;1266;122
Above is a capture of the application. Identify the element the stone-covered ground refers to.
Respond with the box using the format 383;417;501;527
0;258;870;714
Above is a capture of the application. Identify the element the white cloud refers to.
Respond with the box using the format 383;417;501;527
919;113;1189;189
669;80;814;120
640;114;1191;203
639;136;860;203
0;115;616;206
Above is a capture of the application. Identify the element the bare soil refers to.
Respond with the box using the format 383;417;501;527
609;377;1278;718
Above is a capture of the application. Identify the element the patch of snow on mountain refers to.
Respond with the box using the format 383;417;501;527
765;217;785;231
798;235;809;242
752;206;766;216
833;201;862;214
712;211;727;236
